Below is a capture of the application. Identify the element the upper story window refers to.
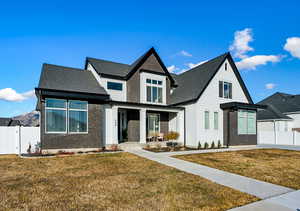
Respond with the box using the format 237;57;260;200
107;81;123;91
219;81;232;99
45;98;88;134
146;78;163;103
225;63;228;71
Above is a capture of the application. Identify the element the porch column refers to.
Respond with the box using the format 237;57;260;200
105;106;118;145
177;110;185;144
139;108;146;144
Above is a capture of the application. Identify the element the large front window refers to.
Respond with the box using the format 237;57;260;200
45;98;88;133
238;110;256;135
146;79;163;103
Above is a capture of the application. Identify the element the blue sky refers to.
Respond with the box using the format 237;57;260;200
0;0;300;117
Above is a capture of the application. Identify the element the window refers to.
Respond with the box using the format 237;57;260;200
238;110;256;135
69;100;88;133
214;112;218;130
219;81;232;99
204;111;210;130
107;82;122;91
45;99;67;133
146;78;163;103
225;63;228;71
45;99;88;134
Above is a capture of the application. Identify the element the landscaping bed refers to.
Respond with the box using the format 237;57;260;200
175;148;300;189
144;146;197;152
0;153;258;210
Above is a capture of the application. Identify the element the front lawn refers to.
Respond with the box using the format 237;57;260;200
175;149;300;189
0;153;257;210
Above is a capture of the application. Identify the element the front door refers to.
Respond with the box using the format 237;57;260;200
147;113;160;135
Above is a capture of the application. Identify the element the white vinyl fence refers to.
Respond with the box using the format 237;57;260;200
0;126;40;155
258;130;300;146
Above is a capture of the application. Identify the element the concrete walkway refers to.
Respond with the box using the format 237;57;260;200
229;190;300;211
258;144;300;151
127;149;293;200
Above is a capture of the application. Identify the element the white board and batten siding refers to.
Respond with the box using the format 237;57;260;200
184;59;250;147
0;126;40;155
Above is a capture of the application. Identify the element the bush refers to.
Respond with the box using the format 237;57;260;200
217;140;222;149
110;144;119;151
211;141;215;149
204;142;209;149
198;141;202;150
164;131;180;141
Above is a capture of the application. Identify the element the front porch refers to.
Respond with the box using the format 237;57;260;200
104;103;185;146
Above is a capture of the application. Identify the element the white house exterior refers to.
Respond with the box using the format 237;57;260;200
36;48;261;152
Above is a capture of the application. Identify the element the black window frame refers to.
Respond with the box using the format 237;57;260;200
107;81;123;91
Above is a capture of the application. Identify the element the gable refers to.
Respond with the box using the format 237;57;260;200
199;58;250;105
139;54;165;73
170;53;253;105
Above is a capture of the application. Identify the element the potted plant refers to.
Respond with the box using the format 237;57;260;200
165;131;180;148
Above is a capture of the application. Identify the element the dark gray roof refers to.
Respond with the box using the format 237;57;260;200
87;57;131;77
170;52;253;105
257;92;300;121
38;64;108;95
0;118;11;126
258;92;300;113
257;104;292;121
0;118;22;126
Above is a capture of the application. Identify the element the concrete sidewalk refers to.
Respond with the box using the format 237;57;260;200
127;149;293;199
229;190;300;211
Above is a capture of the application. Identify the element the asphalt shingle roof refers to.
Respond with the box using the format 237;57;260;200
257;92;300;120
0;118;21;126
87;57;131;77
169;53;229;105
38;64;108;95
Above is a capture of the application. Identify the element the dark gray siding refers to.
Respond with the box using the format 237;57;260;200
127;110;140;142
140;54;165;73
41;101;104;150
223;109;257;146
127;70;140;103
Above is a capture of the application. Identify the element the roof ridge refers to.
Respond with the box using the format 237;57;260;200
177;52;229;76
87;57;130;66
43;63;86;72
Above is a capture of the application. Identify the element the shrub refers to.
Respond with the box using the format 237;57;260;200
217;140;222;149
198;141;202;150
211;141;215;149
110;144;119;151
164;131;180;141
155;143;162;149
145;144;151;149
204;142;209;149
27;144;32;154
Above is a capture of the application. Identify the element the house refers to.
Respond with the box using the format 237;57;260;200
0;118;22;126
35;47;263;153
257;92;300;132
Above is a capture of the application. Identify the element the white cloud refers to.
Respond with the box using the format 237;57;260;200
284;37;300;59
0;88;35;102
186;60;208;69
167;65;179;73
180;50;192;57
265;83;276;89
229;28;254;59
236;55;282;70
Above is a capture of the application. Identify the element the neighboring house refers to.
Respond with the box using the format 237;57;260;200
257;92;300;132
0;118;22;126
35;47;262;153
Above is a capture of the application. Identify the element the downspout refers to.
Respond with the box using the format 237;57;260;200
184;108;186;147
